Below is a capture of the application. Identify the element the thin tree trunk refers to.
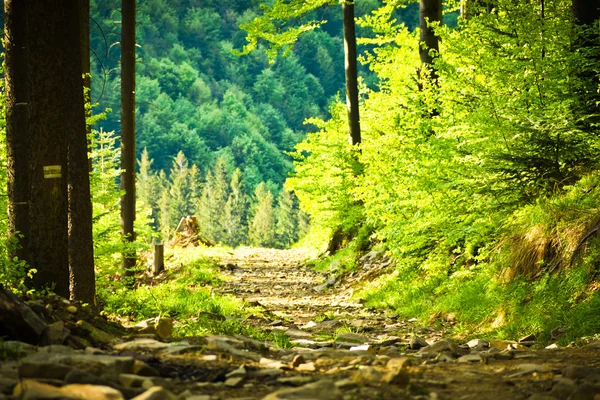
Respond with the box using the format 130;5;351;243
121;0;137;272
419;0;442;76
68;0;96;304
26;1;84;297
4;0;30;265
343;1;361;146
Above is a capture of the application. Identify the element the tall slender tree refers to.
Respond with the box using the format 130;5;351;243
419;0;443;82
343;1;361;145
121;0;137;272
4;0;30;264
68;0;95;304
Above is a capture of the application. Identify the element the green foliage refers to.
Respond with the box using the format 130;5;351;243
248;182;277;247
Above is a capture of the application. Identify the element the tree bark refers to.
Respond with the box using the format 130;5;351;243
68;0;96;304
4;0;30;264
343;1;361;146
572;0;600;25
419;0;442;72
25;1;87;297
121;0;137;272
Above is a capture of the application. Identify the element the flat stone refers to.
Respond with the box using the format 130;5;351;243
381;367;410;386
277;376;314;386
290;339;330;349
311;320;342;333
457;354;483;363
59;384;124;400
285;329;313;339
254;369;283;378
349;344;371;352
131;386;177;400
263;379;342;400
291;354;306;368
226;366;247;379
114;339;174;352
19;360;73;380
506;364;552;379
490;340;519;351
336;333;368;344
386;357;414;370
296;362;316;372
119;374;147;388
418;338;464;358
224;377;245;388
133;360;160;377
13;380;124;400
43;321;70;345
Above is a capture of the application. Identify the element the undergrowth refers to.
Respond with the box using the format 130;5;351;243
98;246;291;345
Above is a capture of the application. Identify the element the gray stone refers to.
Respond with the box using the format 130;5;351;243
263;379;343;400
548;378;576;399
311;320;343;333
43;321;70;345
19;361;73;380
254;369;283;378
113;339;173;352
409;334;429;350
418;338;464;358
119;374;147;388
336;332;368;344
466;339;489;351
457;354;483;363
133;360;160;377
224;377;245;388
285;329;313;339
38;345;76;354
506;364;552;379
568;383;600;400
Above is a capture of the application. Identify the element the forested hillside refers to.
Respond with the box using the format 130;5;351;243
86;0;425;247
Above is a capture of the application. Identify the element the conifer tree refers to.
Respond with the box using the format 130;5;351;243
223;168;247;247
249;182;276;248
275;190;298;248
137;148;160;227
198;158;230;243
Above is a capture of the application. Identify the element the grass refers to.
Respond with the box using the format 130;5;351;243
98;246;279;341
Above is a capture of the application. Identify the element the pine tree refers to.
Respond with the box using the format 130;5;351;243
137;148;160;228
223;168;247;247
249;182;276;248
275;190;298;248
197;157;230;244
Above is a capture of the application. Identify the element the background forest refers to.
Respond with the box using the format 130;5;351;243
1;0;600;343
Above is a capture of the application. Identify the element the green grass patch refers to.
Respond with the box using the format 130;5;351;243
98;247;269;340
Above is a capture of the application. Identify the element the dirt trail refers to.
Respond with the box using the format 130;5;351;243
209;248;600;400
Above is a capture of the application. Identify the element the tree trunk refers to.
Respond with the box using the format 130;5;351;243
343;1;361;146
121;0;137;272
4;0;30;264
68;0;96;304
419;0;442;74
572;0;599;25
25;1;87;297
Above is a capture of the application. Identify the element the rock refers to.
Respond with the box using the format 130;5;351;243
418;338;464;358
76;320;114;345
352;367;383;385
381;367;410;386
296;362;316;372
490;340;519;351
285;329;313;339
224;377;245;388
0;287;48;344
260;358;286;369
568;383;600;400
311;320;343;333
506;364;552;379
13;379;124;400
336;332;368;344
262;379;343;400
226;366;247;379
132;360;160;377
548;378;577;398
58;384;124;400
313;276;337;293
291;355;306;368
349;345;371;352
66;306;78;314
114;339;171;352
38;345;76;354
119;374;147;388
0;378;17;395
43;321;70;345
563;366;600;381
466;339;489;351
19;360;73;380
131;386;177;400
254;369;283;378
545;343;559;350
277;376;314;386
457;354;483;363
409;334;429;350
1;341;38;358
519;334;536;343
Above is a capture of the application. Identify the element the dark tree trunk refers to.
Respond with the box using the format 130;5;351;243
68;0;96;304
343;1;361;146
25;1;86;297
572;0;600;25
460;1;495;20
419;0;442;73
121;0;137;272
4;0;30;264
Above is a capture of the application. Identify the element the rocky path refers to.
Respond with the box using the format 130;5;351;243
2;248;600;400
